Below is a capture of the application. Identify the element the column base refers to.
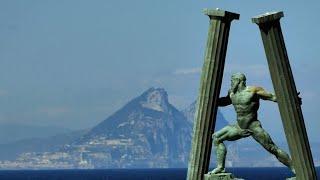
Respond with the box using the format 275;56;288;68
204;172;244;180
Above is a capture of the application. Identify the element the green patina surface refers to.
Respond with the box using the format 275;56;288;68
187;9;239;180
210;73;295;177
253;11;317;180
187;9;316;180
204;172;237;180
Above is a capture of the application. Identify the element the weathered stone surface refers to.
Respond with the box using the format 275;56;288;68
204;173;243;180
252;11;283;24
252;11;317;180
187;9;239;180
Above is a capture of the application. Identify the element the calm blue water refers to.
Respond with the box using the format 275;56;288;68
0;167;318;180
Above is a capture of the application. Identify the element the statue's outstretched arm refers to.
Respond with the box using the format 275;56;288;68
254;86;302;105
254;86;277;102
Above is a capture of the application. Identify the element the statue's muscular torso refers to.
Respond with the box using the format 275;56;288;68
230;86;260;129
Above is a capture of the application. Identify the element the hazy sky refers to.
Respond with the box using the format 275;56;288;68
0;1;319;141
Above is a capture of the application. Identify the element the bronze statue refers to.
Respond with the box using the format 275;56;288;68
210;72;296;175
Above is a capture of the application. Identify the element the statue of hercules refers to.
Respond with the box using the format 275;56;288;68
210;72;297;175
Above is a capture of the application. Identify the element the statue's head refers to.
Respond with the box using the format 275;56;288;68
231;73;246;93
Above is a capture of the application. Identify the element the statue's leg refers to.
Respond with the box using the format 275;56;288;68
250;121;295;174
211;127;228;174
210;125;249;174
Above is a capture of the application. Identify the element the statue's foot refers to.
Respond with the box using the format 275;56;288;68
290;165;296;175
209;167;225;174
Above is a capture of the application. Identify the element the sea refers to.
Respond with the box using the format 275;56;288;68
0;167;318;180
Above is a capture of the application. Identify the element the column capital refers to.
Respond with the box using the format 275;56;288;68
203;8;239;21
252;11;284;24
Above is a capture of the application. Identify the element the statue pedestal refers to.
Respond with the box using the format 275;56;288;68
286;177;296;180
204;172;243;180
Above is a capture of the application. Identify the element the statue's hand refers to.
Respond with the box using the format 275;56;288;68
239;129;253;137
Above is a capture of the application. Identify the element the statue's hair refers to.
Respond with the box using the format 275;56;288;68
231;73;246;81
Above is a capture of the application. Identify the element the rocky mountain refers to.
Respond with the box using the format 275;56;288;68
0;87;235;168
66;87;232;168
81;87;190;140
0;87;239;169
66;87;193;168
70;87;231;168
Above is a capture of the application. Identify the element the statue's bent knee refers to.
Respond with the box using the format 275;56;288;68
275;148;285;156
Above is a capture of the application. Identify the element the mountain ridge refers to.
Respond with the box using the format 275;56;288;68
0;87;232;168
71;87;193;167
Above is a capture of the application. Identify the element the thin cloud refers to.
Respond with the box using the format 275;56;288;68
302;91;318;100
173;67;201;75
38;107;71;117
173;64;268;77
226;64;269;77
0;89;8;96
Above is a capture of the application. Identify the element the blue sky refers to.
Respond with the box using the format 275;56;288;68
0;0;319;142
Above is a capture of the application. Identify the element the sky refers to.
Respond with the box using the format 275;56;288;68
0;0;319;142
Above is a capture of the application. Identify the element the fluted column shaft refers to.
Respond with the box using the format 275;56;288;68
252;12;317;180
187;9;239;180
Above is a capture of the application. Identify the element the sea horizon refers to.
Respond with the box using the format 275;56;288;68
0;167;318;180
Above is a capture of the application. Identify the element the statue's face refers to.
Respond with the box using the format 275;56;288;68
231;77;240;92
231;73;246;93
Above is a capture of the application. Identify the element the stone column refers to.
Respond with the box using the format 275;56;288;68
252;12;317;180
187;9;239;180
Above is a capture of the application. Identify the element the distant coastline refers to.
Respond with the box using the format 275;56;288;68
0;167;318;180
